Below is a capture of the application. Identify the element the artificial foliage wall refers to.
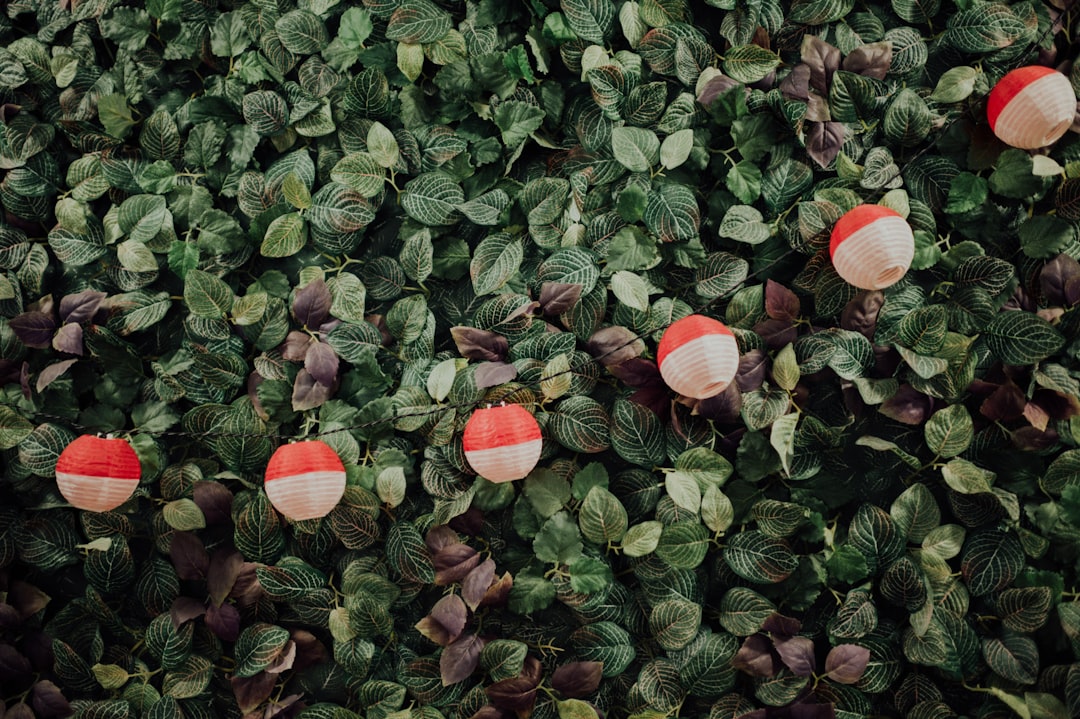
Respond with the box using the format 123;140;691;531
3;0;1080;718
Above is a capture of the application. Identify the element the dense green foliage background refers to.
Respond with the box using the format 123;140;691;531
3;0;1080;717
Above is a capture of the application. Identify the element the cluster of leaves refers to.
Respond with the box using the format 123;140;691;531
5;0;1080;718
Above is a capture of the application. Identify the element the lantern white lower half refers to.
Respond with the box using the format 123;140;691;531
56;472;139;512
464;438;543;483
831;215;914;291
991;72;1076;150
659;333;739;399
265;469;346;520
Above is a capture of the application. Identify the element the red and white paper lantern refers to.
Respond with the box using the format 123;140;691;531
265;440;346;520
987;66;1076;150
657;315;739;400
55;435;141;512
463;404;542;483
830;205;914;291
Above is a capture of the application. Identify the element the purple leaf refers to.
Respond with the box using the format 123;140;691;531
169;531;209;580
35;359;77;393
762;613;803;636
206;602;241;642
281;330;312;361
697;73;744;107
416;593;468;646
0;644;32;682
607;358;662;388
790;703;837;719
292;279;332;328
9;311;56;349
30;680;70;719
207;547;243;606
289;629;328;672
586;325;645;366
806;122;846;169
841;291;884;340
824;644;870;684
773;635;816;676
736;349;769;392
59;290;106;325
732;634;778;677
980;381;1026;422
1040;253;1080;306
304;341;339;386
432;542;480;586
505;300;540;322
879;384;933;425
440;633;484;686
451;326;509;361
539;282;583;315
765;280;800;321
475;361;518;389
696;383;742;423
425;525;460;553
629;384;670;419
231;672;277;714
291;369;333;411
193;481;233;526
0;604;19;629
753;317;797;351
461;558;495;610
780;64;810;101
51;324;83;355
842;41;893;80
264;641;296;674
550;661;603;698
170;596;207;628
801;35;841;93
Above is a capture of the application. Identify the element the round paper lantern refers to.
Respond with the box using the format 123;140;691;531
463;404;542;483
55;435;141;512
988;66;1076;149
657;315;739;400
265;440;346;520
830;205;914;291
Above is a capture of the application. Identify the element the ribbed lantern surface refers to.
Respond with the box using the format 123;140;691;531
988;66;1076;150
265;440;346;520
657;315;739;400
55;435;141;512
830;205;914;291
463;404;542;483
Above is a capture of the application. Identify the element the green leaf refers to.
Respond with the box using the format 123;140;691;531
930;66;978;103
184;270;233;319
611;126;660;172
924;404;973;458
276;10;329;54
649;599;701;650
401;172;464;226
471;232;523;296
579;486;628;543
962;528;1024;596
260;212;307;258
655;521;709;569
723;44;780;83
234;623;290;677
724;530;798;583
494;101;546;148
386;0;453;44
533;511;584;565
610;400;665;467
561;0;615;43
98;94;136;139
1020;215;1076;259
331;153;385;197
621;520;663;557
726;160;762;203
660;129;694;169
985;311;1065;365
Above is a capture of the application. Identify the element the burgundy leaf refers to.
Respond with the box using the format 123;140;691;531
734;711;766;719
230;561;264;606
1066;275;1080;306
415;616;454;647
587;325;645;366
467;707;511;719
291;369;334;411
773;635;816;676
30;680;70;719
6;705;33;719
696;383;742;423
51;323;83;355
732;634;778;677
289;629;328;672
169;596;207;628
416;593;468;646
231;672;277;714
842;41;892;79
478;571;513;608
607;358;662;388
800;35;841;93
805;93;832;122
0;643;32;681
629;384;671;419
1040;253;1080;305
789;703;837;719
780;64;811;101
19;361;28;399
451;326;509;361
765;280;800;321
36;359;77;393
539;282;583;315
265;695;305;719
762;613;803;636
281;331;312;362
980;380;1026;421
10;311;56;348
292;279;332;328
193;481;233;526
170;531;209;580
59;290;106;325
206;602;241;642
475;361;518;389
461;558;495;610
448;507;485;536
426;525;460;553
486;675;540;712
0;604;19;629
841;291;884;340
440;633;485;686
207;547;244;606
697;73;744;107
753;318;797;350
736;349;769;392
8;581;49;620
879;384;932;425
20;630;53;673
1012;425;1059;451
550;661;603;698
433;543;480;586
1024;401;1050;431
505;300;540;322
304;341;339;386
824;644;870;684
1033;387;1080;420
264;641;296;674
318;318;342;335
806;122;846;169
